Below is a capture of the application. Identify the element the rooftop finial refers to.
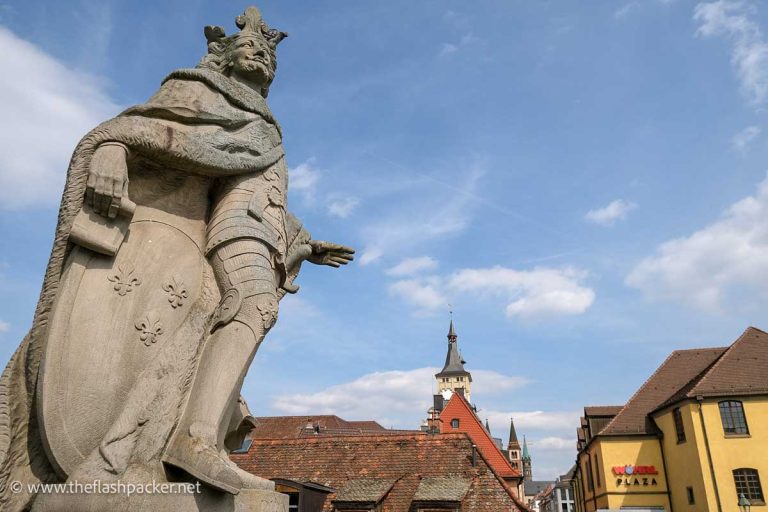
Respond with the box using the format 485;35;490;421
447;310;457;342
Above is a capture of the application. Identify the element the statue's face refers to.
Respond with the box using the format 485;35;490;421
229;34;274;87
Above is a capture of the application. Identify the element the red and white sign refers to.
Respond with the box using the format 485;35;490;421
612;465;658;476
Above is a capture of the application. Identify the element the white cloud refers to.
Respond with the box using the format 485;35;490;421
534;436;575;451
389;278;446;314
327;196;359;218
358;164;483;264
449;266;595;319
695;0;768;106
386;256;439;277
584;199;637;226
732;125;761;151
272;367;529;428
439;43;458;57
384;263;595;319
289;159;320;199
0;320;9;333
471;370;530;393
358;246;383;266
615;2;640;19
627;174;768;309
439;32;481;58
483;410;580;437
0;27;120;209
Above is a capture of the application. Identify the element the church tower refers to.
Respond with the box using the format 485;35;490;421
506;417;523;473
435;319;472;404
522;435;533;481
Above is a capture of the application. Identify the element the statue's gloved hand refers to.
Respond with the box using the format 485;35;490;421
86;142;130;219
307;240;355;268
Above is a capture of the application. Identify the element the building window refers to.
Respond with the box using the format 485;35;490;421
585;460;594;492
674;407;686;443
594;455;601;487
451;419;460;429
287;491;299;512
686;486;695;505
734;469;764;504
719;401;749;435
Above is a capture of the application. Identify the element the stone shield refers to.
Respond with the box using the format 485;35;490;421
37;210;206;477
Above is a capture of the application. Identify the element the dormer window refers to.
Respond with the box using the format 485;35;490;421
451;419;460;429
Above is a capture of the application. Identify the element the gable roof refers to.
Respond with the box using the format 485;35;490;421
439;391;521;479
687;327;768;398
334;478;396;505
247;415;412;439
412;476;472;502
601;347;726;436
231;433;528;512
656;326;768;411
525;480;555;497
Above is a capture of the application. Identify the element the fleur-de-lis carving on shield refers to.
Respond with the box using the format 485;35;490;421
134;313;163;347
162;276;188;309
108;264;141;296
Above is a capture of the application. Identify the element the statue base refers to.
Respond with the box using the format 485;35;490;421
31;485;288;512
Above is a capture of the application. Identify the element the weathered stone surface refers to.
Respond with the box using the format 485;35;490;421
31;485;289;512
0;5;353;511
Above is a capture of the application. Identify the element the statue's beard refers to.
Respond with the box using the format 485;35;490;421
232;60;273;86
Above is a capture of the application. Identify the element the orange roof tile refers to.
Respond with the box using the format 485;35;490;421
438;392;521;479
232;432;529;512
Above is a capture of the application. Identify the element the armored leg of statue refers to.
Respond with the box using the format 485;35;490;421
163;239;278;495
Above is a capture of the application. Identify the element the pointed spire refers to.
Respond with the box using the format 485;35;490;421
448;317;457;341
437;317;469;376
522;435;531;460
508;417;520;449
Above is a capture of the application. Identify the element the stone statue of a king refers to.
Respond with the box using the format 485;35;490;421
0;6;353;511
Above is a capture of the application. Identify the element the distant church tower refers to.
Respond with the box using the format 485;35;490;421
435;319;472;403
505;418;523;472
522;435;533;481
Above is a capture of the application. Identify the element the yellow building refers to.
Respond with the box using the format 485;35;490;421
572;327;768;512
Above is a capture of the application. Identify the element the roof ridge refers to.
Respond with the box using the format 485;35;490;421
601;346;730;435
251;414;346;420
445;392;519;477
246;432;465;446
653;351;726;412
687;327;757;397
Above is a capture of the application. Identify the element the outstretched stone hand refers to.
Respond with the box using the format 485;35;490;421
307;240;355;268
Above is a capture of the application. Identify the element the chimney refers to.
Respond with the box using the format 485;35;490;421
433;394;444;413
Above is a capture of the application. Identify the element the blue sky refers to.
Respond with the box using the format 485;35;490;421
2;0;768;480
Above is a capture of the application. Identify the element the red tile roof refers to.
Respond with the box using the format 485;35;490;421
656;326;768;410
438;392;521;479
687;327;768;398
248;415;416;439
601;347;726;436
583;406;623;417
232;432;529;512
